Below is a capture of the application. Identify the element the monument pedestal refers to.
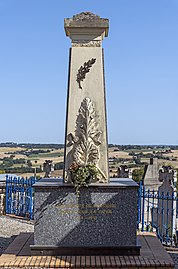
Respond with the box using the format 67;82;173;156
31;178;140;256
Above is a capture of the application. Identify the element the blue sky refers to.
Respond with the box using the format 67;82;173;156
0;0;178;144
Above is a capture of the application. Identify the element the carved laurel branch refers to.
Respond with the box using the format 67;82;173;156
76;58;96;89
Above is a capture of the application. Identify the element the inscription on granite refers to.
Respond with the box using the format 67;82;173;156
56;202;116;220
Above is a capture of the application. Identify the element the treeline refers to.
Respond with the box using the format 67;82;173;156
7;149;51;157
1;142;178;150
0;157;26;167
108;144;178;150
18;143;64;149
0;142;64;149
129;152;177;161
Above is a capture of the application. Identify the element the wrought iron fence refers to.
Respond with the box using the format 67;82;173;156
137;181;177;246
5;176;178;245
6;175;37;219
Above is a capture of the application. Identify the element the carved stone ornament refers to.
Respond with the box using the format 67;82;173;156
76;58;96;89
72;40;101;47
64;12;109;37
66;97;106;182
72;12;100;21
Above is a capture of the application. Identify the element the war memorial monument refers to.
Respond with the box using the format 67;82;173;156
31;12;140;256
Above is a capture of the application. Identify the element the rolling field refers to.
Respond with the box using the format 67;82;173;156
0;146;178;178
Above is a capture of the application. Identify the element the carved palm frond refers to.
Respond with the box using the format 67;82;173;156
73;98;101;165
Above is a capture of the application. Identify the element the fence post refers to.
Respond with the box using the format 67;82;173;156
6;175;13;214
165;192;169;241
137;180;142;228
29;177;36;220
172;191;176;239
141;184;145;232
0;175;6;215
146;189;150;231
161;191;164;242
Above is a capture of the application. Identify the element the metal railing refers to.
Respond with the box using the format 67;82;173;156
137;181;177;245
6;175;37;219
5;176;178;246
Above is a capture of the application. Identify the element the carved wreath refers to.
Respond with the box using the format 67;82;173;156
76;58;96;89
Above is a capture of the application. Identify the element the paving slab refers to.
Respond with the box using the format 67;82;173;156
0;232;175;268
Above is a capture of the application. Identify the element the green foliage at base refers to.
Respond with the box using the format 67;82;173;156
69;163;99;197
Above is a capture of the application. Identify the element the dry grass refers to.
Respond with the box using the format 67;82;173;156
30;156;64;166
0;147;25;153
162;150;178;158
157;159;178;169
28;148;64;166
108;149;132;159
1;146;178;178
0;147;26;158
109;148;178;169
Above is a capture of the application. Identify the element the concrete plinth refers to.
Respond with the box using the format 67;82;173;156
31;178;140;255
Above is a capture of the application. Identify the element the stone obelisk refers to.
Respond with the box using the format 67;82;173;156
64;12;109;183
31;12;140;256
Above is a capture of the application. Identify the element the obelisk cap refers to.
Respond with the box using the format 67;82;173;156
64;12;109;38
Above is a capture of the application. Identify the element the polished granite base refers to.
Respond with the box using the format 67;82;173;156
31;178;140;255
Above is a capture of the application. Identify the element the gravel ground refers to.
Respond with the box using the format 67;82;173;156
0;215;34;255
1;215;178;269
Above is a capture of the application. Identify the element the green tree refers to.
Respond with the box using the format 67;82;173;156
132;168;145;182
27;160;32;167
54;162;64;170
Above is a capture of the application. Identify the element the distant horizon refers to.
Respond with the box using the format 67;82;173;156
0;0;178;144
1;141;178;147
